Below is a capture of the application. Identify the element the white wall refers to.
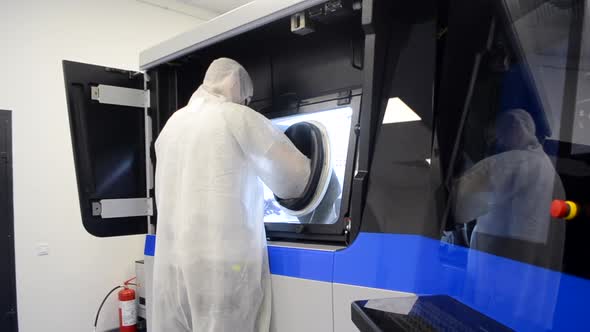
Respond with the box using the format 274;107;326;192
0;1;202;331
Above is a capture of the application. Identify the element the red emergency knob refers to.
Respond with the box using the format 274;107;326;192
551;200;578;220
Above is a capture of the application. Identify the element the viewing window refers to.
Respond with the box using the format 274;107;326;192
263;106;354;225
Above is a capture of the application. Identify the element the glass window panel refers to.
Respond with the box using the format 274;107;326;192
262;107;353;224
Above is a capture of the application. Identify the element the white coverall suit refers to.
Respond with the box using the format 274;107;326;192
452;108;564;245
152;58;311;332
452;109;565;330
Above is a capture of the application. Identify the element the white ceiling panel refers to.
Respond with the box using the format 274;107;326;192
177;0;254;13
138;0;254;20
136;0;219;20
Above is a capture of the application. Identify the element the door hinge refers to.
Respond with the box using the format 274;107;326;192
91;84;150;108
92;198;153;219
0;152;7;164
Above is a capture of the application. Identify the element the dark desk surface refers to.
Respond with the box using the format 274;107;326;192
351;295;514;332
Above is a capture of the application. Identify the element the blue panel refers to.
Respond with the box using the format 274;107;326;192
333;233;590;331
144;234;156;257
268;245;334;283
140;233;590;330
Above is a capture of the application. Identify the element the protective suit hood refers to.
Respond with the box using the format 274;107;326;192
196;58;254;104
492;108;540;152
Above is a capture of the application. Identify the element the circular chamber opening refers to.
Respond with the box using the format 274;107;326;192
275;120;333;217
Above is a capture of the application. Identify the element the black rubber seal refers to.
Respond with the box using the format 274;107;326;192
275;121;325;212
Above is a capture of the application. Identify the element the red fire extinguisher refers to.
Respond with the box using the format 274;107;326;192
118;278;137;332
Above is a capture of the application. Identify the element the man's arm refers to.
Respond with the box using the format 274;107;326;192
225;105;311;199
452;157;496;223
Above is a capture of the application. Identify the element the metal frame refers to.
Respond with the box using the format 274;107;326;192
91;198;154;219
144;75;156;234
91;84;150;108
84;78;155;223
264;90;362;242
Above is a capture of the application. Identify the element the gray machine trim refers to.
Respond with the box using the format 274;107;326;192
268;241;344;251
139;0;325;70
135;260;147;320
91;84;150;108
143;75;155;234
90;79;155;229
91;198;154;219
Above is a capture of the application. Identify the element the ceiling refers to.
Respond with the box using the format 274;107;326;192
177;0;253;13
137;0;253;20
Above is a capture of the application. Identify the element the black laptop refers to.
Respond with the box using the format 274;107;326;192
352;295;514;332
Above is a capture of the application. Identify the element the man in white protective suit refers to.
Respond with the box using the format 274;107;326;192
452;108;564;249
451;108;566;330
152;58;311;332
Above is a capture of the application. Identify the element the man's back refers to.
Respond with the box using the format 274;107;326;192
151;58;310;332
474;148;561;244
152;95;269;332
155;95;265;263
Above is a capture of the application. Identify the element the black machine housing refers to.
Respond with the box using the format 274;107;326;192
62;0;441;242
64;0;394;242
63;0;590;281
151;0;371;243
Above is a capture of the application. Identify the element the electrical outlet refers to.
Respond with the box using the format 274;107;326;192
36;243;49;256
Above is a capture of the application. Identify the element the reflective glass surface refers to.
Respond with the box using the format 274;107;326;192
362;0;590;279
262;107;353;224
446;0;588;273
270;1;590;330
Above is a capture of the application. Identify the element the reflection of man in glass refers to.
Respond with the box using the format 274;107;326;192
453;109;565;330
452;108;565;268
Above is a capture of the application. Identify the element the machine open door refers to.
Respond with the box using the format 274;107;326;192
63;60;152;237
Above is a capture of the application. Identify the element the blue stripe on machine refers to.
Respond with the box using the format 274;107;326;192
268;245;334;283
144;234;156;256
147;232;590;330
143;235;335;280
331;232;590;331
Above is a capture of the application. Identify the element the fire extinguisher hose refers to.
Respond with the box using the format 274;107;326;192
93;285;124;332
93;277;138;332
